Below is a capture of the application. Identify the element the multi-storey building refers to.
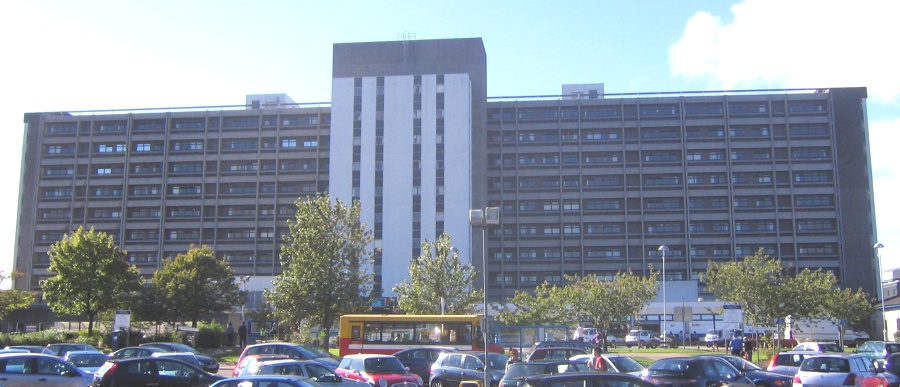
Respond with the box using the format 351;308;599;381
14;38;877;323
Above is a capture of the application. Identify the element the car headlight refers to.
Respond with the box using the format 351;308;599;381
378;378;388;387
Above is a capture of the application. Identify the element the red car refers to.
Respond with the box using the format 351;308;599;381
336;354;423;387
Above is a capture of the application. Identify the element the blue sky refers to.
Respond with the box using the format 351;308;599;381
2;0;899;285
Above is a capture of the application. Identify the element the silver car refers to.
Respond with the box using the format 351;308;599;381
793;353;885;387
0;352;94;387
241;358;368;386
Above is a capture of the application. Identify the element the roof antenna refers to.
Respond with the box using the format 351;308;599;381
397;31;416;71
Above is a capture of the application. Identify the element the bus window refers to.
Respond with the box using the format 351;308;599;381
351;325;361;342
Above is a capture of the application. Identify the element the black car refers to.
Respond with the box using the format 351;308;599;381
697;354;792;387
92;357;225;387
394;346;458;381
140;342;220;373
878;353;900;387
641;357;755;387
108;346;166;360
522;371;656;387
430;351;510;387
501;360;591;387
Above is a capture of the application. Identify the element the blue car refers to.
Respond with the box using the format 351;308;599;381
696;354;792;387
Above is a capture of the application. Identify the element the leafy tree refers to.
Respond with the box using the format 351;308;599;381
0;271;35;320
703;249;874;332
497;282;568;325
497;271;658;351
566;272;658;349
150;245;245;328
42;226;143;334
393;232;483;314
266;194;373;349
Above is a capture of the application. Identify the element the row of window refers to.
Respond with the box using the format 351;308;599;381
41;159;327;177
504;196;831;213
502;219;834;236
489;124;829;143
488;171;832;190
488;243;834;262
45;114;329;134
40;205;301;221
487;100;828;122
46;138;324;156
41;182;322;198
489;148;830;166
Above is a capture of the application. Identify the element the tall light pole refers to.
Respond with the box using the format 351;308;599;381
470;207;499;387
658;245;669;346
875;243;886;340
241;275;251;322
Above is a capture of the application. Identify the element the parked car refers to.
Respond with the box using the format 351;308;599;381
641;356;755;387
63;350;108;374
233;354;291;377
528;341;596;354
150;351;203;368
695;354;793;387
211;375;322;387
92;356;225;387
879;353;900;387
140;342;220;373
430;351;510;387
46;343;101;357
5;345;56;355
568;354;646;376
766;350;820;376
336;354;423;387
704;329;727;347
793;353;887;387
582;328;618;347
521;371;656;387
393;346;458;382
0;352;94;387
856;341;900;367
500;361;593;387
524;347;588;362
240;358;367;386
793;342;843;352
107;346;166;360
624;330;660;348
237;342;340;371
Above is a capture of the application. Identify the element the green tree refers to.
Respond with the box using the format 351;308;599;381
566;272;658;349
393;232;483;315
0;271;35;320
497;282;568;326
266;194;373;349
703;249;874;331
42;226;143;334
150;245;245;328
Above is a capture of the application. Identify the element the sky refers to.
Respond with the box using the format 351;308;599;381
1;0;899;286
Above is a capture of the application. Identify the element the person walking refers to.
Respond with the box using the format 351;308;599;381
743;337;755;361
225;322;235;347
730;335;743;356
238;321;248;348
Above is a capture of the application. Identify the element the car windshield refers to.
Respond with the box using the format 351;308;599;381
160;343;199;354
647;359;693;377
886;344;900;353
717;356;761;371
364;357;408;373
819;344;842;352
299;345;333;359
69;353;107;367
607;357;645;373
800;357;849;373
477;353;511;369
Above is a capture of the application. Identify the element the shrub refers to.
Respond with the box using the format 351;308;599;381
195;321;224;349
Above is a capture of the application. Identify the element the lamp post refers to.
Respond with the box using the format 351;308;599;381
658;245;669;346
470;207;499;387
875;243;886;341
241;275;251;322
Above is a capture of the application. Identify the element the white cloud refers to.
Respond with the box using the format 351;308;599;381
669;0;900;104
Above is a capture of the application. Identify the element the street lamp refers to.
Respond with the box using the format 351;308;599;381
658;245;669;346
241;275;251;322
875;243;886;340
470;207;499;387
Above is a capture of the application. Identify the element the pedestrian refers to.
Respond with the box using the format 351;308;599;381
225;322;235;347
506;348;520;371
743;337;755;361
573;325;585;342
730;335;743;357
238;321;248;348
587;346;607;371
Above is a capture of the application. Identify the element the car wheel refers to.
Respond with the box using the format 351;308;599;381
431;379;444;387
626;344;632;348
639;340;645;348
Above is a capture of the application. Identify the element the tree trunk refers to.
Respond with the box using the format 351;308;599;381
88;311;96;335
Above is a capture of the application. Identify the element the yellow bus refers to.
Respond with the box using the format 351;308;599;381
338;314;504;356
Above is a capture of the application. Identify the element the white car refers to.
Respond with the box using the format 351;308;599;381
582;328;618;347
0;352;94;387
569;354;646;376
243;359;368;386
624;330;660;348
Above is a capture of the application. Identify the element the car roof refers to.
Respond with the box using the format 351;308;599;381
259;359;318;366
395;346;457;353
65;350;105;355
0;352;64;359
342;354;396;359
